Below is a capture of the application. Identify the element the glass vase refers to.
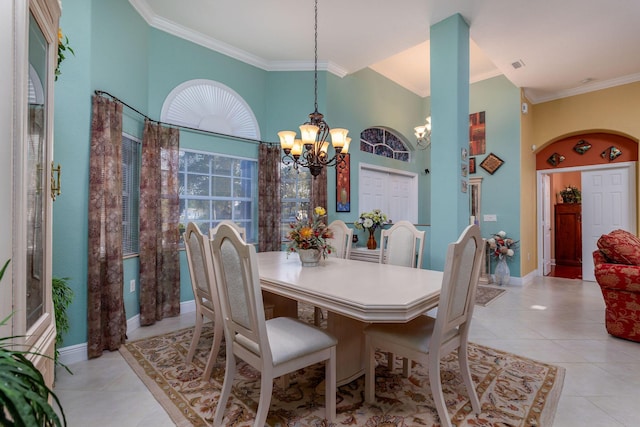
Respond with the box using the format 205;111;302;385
494;255;510;286
367;228;377;250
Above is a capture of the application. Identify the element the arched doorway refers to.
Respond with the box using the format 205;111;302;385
536;132;638;280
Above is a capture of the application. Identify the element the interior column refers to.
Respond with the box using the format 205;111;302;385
429;13;470;270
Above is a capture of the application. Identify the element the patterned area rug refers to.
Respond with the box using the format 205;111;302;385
120;310;564;426
475;285;507;307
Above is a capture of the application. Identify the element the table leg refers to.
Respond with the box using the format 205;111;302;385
327;312;367;386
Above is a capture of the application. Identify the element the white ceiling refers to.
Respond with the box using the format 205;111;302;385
130;0;640;104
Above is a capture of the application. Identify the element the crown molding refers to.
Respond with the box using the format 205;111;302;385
526;72;640;104
128;0;349;78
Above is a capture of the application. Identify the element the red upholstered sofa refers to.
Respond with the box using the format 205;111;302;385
592;229;640;342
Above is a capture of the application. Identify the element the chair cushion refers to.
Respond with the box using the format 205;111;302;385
597;229;640;265
266;317;337;366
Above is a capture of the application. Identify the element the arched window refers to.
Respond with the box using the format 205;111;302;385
360;127;410;162
160;79;260;139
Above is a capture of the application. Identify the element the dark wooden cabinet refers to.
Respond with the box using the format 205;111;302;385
555;204;582;266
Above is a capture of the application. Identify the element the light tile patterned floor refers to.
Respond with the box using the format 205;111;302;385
54;276;640;426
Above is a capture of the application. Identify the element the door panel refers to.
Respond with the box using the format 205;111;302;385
581;165;636;281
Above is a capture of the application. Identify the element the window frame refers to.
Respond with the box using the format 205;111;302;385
178;148;258;242
122;132;141;256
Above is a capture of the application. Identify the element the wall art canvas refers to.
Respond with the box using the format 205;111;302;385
336;154;350;212
469;111;486;156
469;157;477;174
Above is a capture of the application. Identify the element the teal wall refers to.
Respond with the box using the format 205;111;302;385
468;75;522;276
54;0;521;349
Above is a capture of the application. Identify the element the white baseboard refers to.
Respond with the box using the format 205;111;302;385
58;299;196;366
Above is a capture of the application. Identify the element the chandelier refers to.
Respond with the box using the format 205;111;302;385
278;0;349;178
414;116;432;149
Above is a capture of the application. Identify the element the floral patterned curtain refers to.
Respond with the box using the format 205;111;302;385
87;96;126;358
139;120;181;326
310;166;327;219
258;144;282;252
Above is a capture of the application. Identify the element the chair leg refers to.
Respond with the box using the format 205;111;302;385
364;336;376;403
314;306;323;327
459;344;481;414
402;357;412;378
386;352;394;370
213;350;236;427
254;373;274;427
186;311;203;364
428;354;452;427
201;320;224;381
325;347;336;422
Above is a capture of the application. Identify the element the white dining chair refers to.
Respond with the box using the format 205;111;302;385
210;224;337;427
184;222;224;381
378;220;426;373
210;220;246;241
379;220;425;268
363;224;484;427
327;219;353;260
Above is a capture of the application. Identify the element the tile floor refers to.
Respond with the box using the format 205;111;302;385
54;275;640;426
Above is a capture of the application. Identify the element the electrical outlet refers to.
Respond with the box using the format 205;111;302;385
483;214;497;222
129;279;136;293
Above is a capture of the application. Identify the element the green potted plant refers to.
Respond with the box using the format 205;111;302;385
52;277;73;362
0;259;67;426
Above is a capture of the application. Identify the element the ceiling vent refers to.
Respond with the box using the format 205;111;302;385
511;60;525;70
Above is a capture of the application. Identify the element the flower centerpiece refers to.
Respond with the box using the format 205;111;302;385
487;231;518;286
353;209;389;250
559;185;581;204
286;206;334;266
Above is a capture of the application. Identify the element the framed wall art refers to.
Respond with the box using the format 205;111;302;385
336;154;351;212
480;152;504;175
469;157;476;174
469;111;486;156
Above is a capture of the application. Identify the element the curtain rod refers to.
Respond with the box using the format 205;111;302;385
94;90;277;146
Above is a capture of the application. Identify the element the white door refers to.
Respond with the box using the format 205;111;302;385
358;165;418;223
542;174;552;275
581;164;636;281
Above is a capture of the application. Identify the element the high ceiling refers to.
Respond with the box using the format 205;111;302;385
130;0;640;103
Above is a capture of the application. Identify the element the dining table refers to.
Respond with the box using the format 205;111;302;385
257;251;444;386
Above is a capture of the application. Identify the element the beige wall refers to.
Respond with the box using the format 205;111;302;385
522;82;640;277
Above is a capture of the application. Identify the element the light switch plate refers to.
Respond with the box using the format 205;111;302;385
484;214;497;222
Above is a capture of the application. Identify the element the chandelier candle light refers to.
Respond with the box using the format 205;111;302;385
278;0;350;178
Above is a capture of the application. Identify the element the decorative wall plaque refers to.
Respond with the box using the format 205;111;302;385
573;139;591;154
601;146;622;161
480;153;504;175
547;152;565;167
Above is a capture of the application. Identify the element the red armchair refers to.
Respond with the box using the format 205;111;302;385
592;229;640;342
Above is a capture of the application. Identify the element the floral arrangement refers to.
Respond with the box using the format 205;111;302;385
487;230;518;260
353;209;389;231
56;28;75;81
285;206;334;258
559;185;581;204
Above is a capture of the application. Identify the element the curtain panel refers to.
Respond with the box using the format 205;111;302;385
139;120;181;326
87;96;126;358
311;166;327;219
258;145;282;252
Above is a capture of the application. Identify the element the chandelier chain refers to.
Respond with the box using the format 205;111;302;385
314;0;319;112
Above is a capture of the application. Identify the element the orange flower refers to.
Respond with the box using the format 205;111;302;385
299;226;314;240
58;28;63;42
